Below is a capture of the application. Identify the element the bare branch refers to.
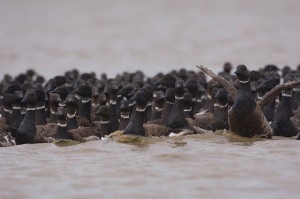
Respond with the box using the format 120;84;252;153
196;65;238;100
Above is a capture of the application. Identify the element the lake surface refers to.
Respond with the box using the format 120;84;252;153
1;0;300;198
1;134;299;199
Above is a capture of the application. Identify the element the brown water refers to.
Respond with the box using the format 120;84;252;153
1;134;299;198
1;0;300;198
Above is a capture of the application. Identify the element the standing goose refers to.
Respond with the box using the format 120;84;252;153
160;88;175;124
198;65;300;138
143;84;154;122
44;78;57;118
256;78;280;122
118;99;130;130
0;92;18;146
201;79;221;114
95;105;111;137
123;89;170;137
1;93;13;127
191;86;219;131
272;89;299;137
193;85;207;114
184;78;198;113
104;80;121;133
150;91;165;121
71;84;94;127
55;107;74;140
10;91;24;132
1;84;23;132
35;89;47;125
47;93;61;124
91;85;101;122
183;92;194;119
166;79;188;129
116;84;134;120
123;89;148;136
1;84;22;128
212;88;229;131
55;107;99;142
16;89;53;145
146;88;174;125
0;94;13;126
61;93;98;138
63;94;79;130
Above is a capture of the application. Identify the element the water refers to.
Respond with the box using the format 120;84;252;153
1;0;300;198
1;134;299;199
1;0;300;78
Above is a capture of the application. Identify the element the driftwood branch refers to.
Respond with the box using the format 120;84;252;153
196;65;238;100
258;81;300;108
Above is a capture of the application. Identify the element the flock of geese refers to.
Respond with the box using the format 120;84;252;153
1;63;300;147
